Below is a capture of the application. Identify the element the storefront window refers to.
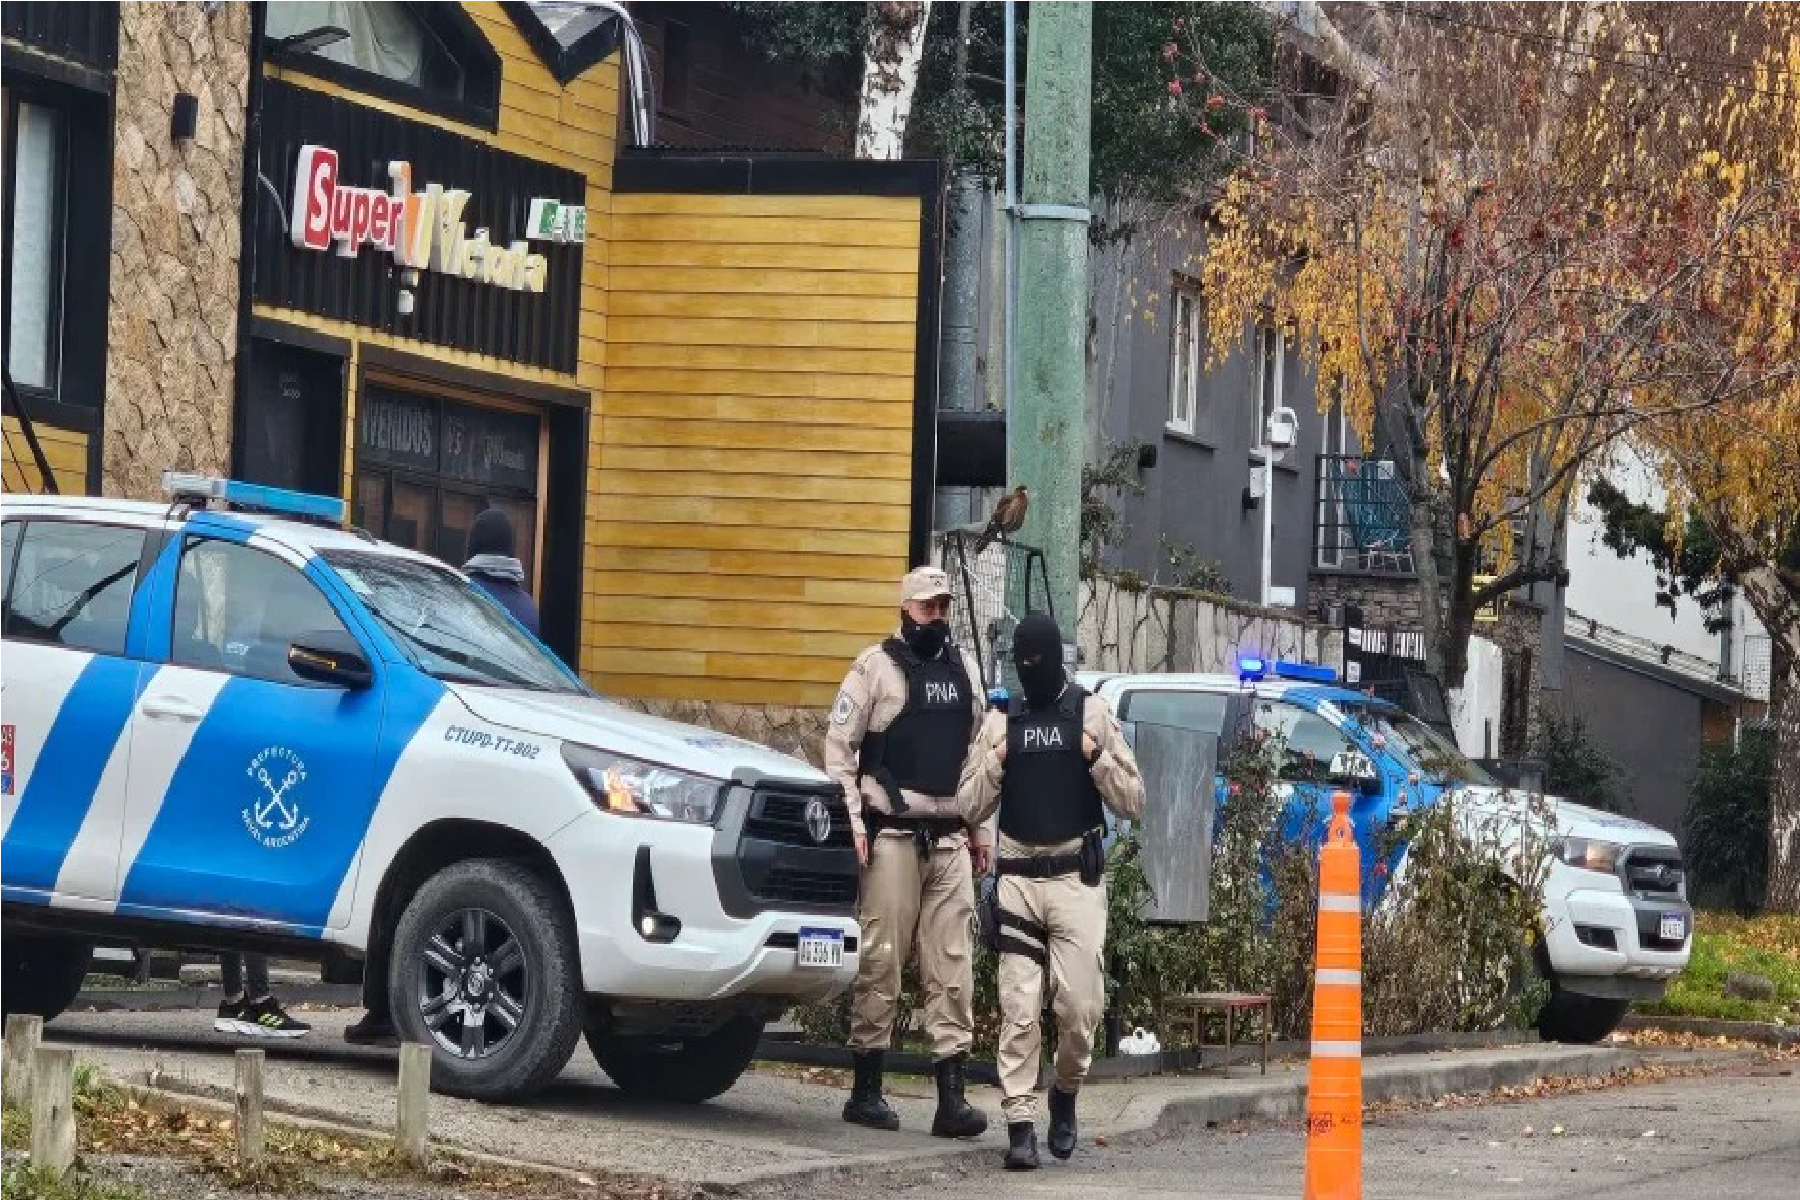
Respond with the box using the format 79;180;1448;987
352;386;542;587
5;96;67;392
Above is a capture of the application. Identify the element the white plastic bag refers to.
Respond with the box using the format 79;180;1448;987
1117;1026;1162;1056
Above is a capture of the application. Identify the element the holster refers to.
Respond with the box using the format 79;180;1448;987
1078;827;1106;887
977;877;1001;952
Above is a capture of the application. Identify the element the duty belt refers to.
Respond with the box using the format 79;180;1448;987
995;853;1083;880
864;810;964;859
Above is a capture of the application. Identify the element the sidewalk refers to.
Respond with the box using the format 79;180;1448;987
42;1009;1652;1190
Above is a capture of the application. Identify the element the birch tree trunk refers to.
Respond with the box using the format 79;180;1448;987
855;1;934;160
1737;562;1800;912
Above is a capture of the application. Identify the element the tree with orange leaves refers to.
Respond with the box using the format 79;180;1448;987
1183;1;1800;903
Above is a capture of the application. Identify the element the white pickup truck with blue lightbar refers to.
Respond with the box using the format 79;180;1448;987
1082;657;1692;1044
1;476;859;1102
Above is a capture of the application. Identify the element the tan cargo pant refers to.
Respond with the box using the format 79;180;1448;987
848;829;976;1060
993;836;1108;1125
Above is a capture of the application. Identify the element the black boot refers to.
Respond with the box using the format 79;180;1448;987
842;1050;900;1131
1047;1085;1077;1160
1003;1121;1040;1171
929;1054;988;1139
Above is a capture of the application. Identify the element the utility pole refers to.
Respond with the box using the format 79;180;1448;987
1008;0;1093;628
935;172;986;534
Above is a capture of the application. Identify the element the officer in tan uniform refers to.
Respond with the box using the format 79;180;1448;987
825;565;990;1139
957;611;1145;1170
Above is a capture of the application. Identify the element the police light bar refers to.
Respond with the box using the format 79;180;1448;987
162;472;347;524
1237;654;1269;682
1273;660;1339;684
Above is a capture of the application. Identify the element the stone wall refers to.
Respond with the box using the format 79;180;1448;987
1077;575;1342;675
610;698;833;769
1309;571;1425;632
1490;600;1547;758
104;1;249;499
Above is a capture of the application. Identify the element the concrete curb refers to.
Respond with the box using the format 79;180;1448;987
717;1044;1652;1192
1144;1045;1647;1134
754;1027;1543;1088
1620;1013;1800;1047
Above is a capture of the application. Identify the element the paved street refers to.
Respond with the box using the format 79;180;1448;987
747;1065;1798;1200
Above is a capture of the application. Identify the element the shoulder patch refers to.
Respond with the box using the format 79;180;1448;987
832;690;858;725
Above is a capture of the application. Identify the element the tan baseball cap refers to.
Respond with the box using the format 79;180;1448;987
899;565;953;605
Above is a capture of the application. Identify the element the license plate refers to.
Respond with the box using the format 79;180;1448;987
1659;913;1687;942
797;927;845;969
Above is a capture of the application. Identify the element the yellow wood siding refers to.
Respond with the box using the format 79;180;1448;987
593;192;923;706
261;6;618;679
1;419;88;495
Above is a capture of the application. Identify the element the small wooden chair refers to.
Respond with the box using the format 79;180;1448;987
1160;991;1272;1076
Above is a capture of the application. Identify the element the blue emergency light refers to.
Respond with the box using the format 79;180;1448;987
1236;655;1339;685
162;472;347;524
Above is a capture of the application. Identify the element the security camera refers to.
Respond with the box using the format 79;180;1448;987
1267;406;1299;451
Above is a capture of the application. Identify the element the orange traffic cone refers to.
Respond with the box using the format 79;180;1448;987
1302;791;1362;1200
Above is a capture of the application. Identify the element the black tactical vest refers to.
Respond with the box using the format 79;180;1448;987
998;685;1106;845
865;639;975;798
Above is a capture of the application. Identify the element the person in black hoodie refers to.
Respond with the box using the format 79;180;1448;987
463;508;541;636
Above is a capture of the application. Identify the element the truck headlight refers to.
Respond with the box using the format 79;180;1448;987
562;744;725;824
1551;837;1623;875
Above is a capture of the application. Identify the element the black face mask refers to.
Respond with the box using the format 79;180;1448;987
901;612;950;658
1012;612;1066;709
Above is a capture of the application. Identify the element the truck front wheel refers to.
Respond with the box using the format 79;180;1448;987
587;1014;765;1104
1537;985;1631;1043
388;860;583;1102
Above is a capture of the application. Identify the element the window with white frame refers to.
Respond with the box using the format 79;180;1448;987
1167;284;1202;436
1253;325;1284;451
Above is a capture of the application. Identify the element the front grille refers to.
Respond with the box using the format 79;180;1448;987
754;867;858;906
1621;849;1685;897
743;787;855;850
722;782;860;916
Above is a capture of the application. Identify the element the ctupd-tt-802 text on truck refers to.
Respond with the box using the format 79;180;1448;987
1;476;859;1102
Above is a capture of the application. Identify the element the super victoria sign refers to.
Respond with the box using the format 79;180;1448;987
289;145;584;294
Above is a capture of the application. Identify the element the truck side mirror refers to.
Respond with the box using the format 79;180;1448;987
289;630;374;689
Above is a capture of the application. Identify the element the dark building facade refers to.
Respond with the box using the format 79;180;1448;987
1563;627;1747;839
628;2;855;152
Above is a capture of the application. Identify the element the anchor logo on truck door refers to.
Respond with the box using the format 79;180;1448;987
242;746;312;849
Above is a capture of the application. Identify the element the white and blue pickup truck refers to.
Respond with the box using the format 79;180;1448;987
1082;659;1692;1044
1;475;859;1102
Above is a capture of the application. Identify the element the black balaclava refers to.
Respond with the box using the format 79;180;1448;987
1012;612;1066;709
901;611;950;659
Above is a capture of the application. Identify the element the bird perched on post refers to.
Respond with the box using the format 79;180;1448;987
974;485;1029;554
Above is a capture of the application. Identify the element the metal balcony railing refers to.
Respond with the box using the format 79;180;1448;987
1314;455;1415;575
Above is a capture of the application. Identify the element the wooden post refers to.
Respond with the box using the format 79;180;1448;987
29;1046;75;1178
234;1049;265;1166
3;1014;44;1108
394;1042;431;1168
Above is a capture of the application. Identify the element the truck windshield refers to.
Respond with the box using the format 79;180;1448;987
1344;703;1495;786
324;551;586;695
